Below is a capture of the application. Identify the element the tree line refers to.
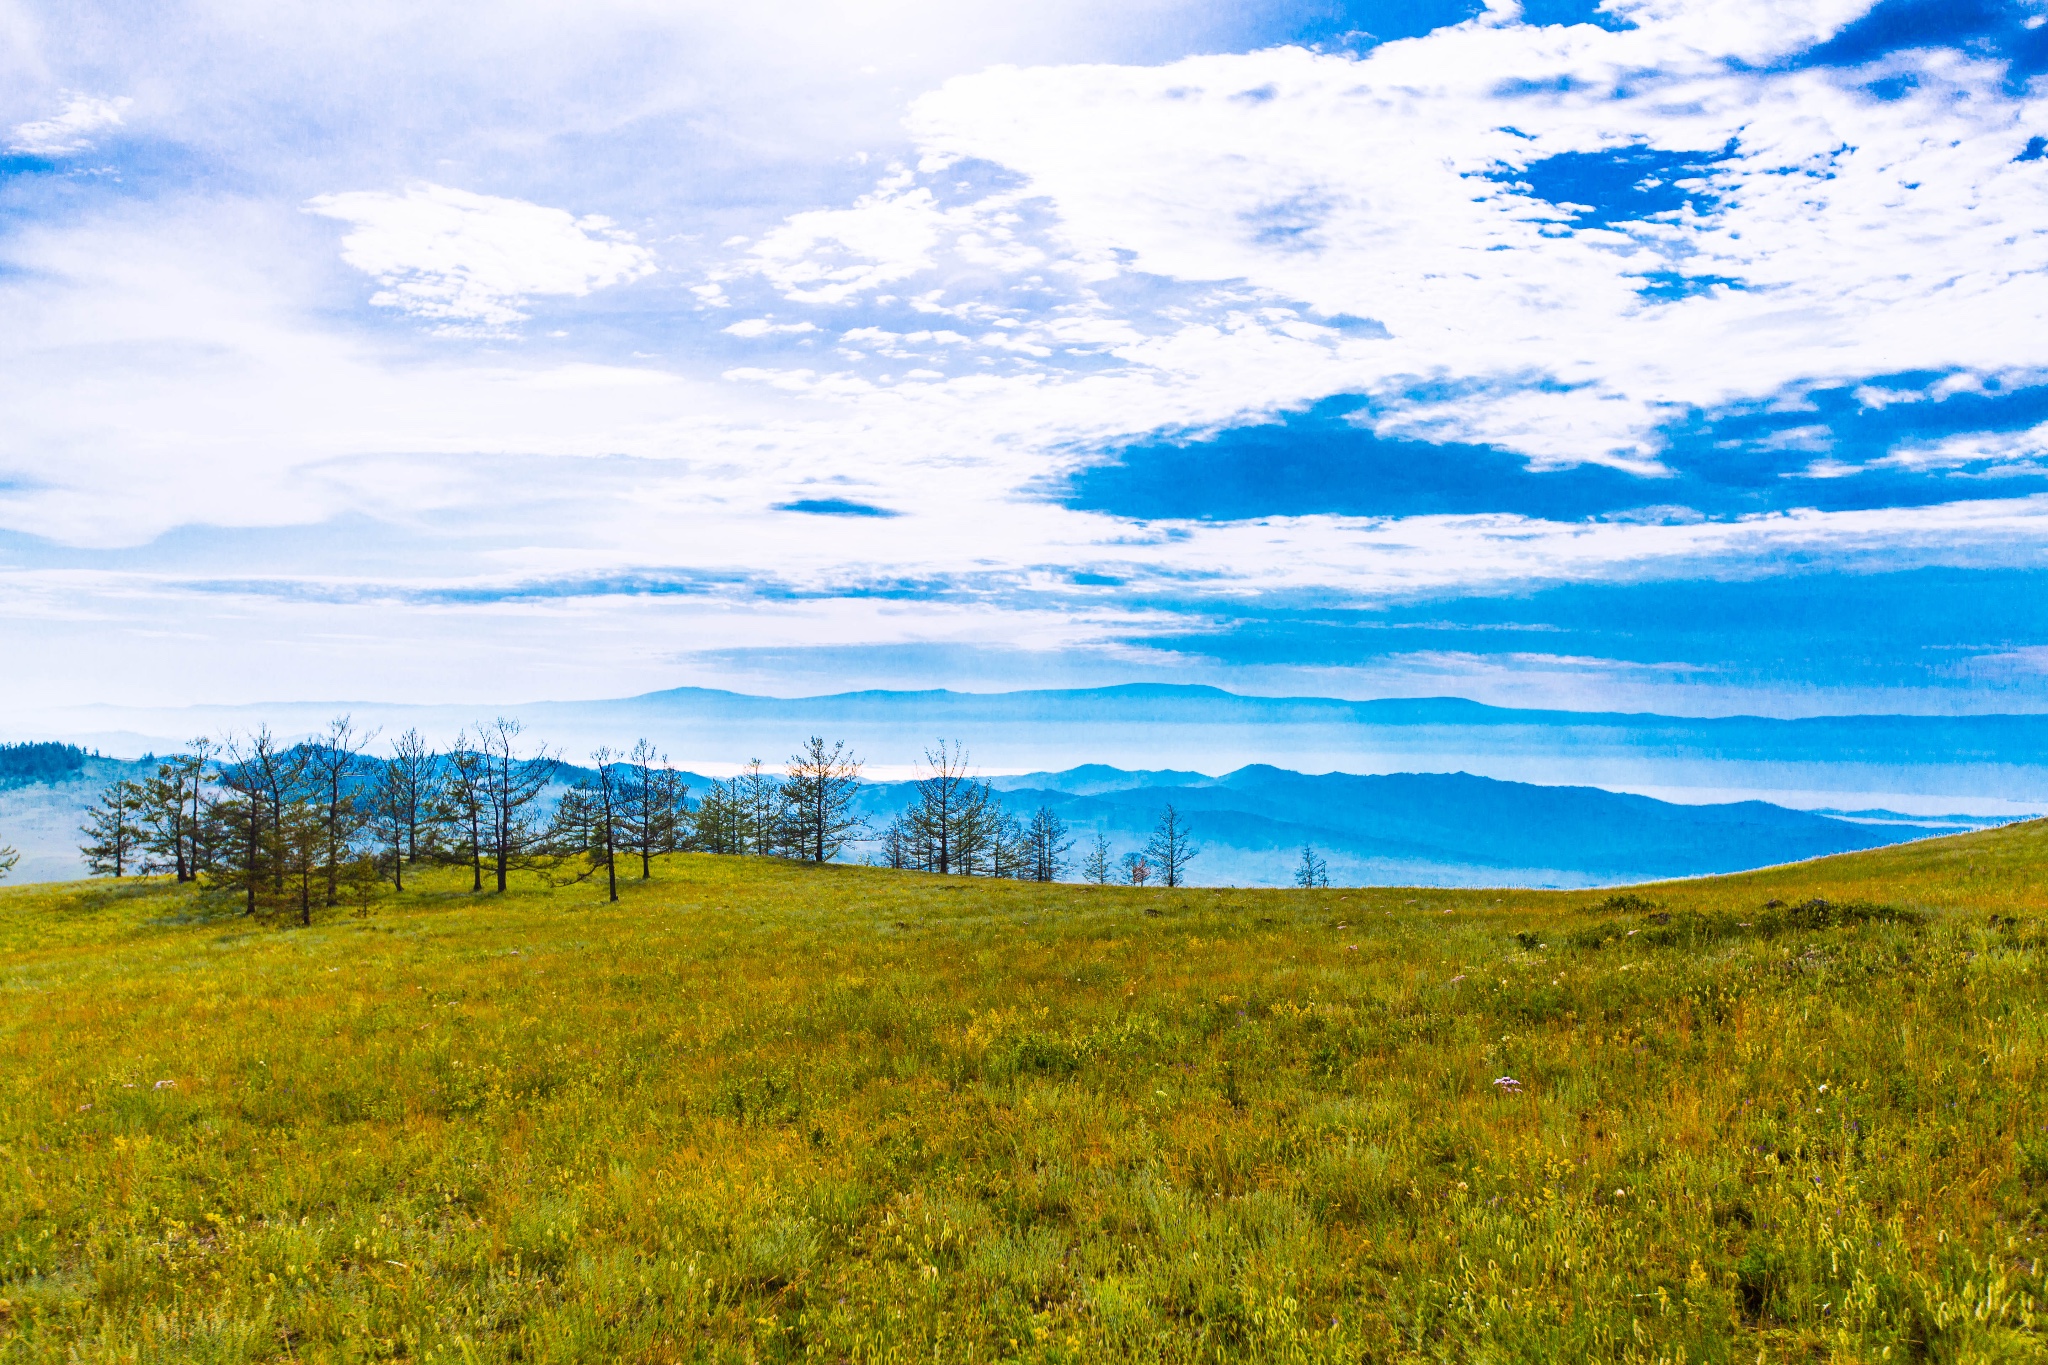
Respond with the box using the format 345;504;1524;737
68;725;1202;911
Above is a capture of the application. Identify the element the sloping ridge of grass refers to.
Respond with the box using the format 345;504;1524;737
1;821;2045;1362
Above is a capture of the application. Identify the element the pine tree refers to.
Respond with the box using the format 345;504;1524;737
81;779;147;878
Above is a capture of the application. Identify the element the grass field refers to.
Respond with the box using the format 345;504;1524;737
3;825;2047;1363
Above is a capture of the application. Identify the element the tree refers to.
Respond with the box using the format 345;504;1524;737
691;778;747;855
474;718;560;893
1025;805;1072;883
215;728;283;914
903;741;975;875
383;729;440;866
876;815;916;869
1081;832;1112;885
0;843;16;881
137;742;211;882
586;746;625;903
620;739;688;878
783;736;865;864
987;811;1030;879
1145;803;1197;888
1121;851;1152;886
213;727;316;919
81;779;146;877
1294;843;1330;889
434;733;489;892
737;759;787;856
306;715;376;906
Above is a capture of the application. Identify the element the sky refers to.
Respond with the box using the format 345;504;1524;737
5;0;2048;719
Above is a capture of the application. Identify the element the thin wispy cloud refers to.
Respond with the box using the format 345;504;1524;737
8;91;130;156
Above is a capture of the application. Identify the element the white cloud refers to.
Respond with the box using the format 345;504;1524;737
9;91;129;155
305;183;658;330
706;4;2048;472
723;318;818;337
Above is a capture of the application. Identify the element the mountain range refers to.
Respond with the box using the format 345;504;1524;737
3;751;2006;889
19;683;2048;816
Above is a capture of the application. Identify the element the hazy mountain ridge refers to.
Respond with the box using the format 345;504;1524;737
26;684;2048;813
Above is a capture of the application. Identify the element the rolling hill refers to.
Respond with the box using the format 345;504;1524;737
2;822;2042;1360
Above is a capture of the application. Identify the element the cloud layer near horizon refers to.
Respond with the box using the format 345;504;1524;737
3;0;2048;717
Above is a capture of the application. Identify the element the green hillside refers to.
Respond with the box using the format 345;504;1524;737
3;825;2046;1362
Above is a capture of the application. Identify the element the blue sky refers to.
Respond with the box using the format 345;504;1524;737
3;0;2048;718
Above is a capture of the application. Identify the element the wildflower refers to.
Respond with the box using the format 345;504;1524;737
1492;1075;1523;1092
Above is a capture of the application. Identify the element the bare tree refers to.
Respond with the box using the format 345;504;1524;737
783;736;865;864
1025;805;1073;883
1082;832;1112;885
81;780;146;877
306;715;377;906
1145;804;1197;888
474;718;560;893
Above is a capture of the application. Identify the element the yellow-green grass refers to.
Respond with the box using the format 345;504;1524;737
4;824;2048;1363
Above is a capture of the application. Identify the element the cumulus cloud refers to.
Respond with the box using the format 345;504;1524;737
306;184;657;330
712;1;2048;472
9;91;130;155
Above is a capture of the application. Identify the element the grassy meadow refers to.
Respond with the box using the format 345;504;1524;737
3;824;2048;1362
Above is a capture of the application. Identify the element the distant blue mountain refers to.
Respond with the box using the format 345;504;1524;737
849;762;1968;889
33;682;2048;810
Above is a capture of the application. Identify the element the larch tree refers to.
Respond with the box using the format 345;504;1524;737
587;746;625;902
306;715;376;907
1145;803;1197;888
737;759;787;857
138;742;211;882
1081;832;1113;885
475;718;560;893
783;736;865;864
81;779;147;878
1025;805;1073;883
1294;843;1330;889
435;732;488;892
621;739;688;877
384;729;440;866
